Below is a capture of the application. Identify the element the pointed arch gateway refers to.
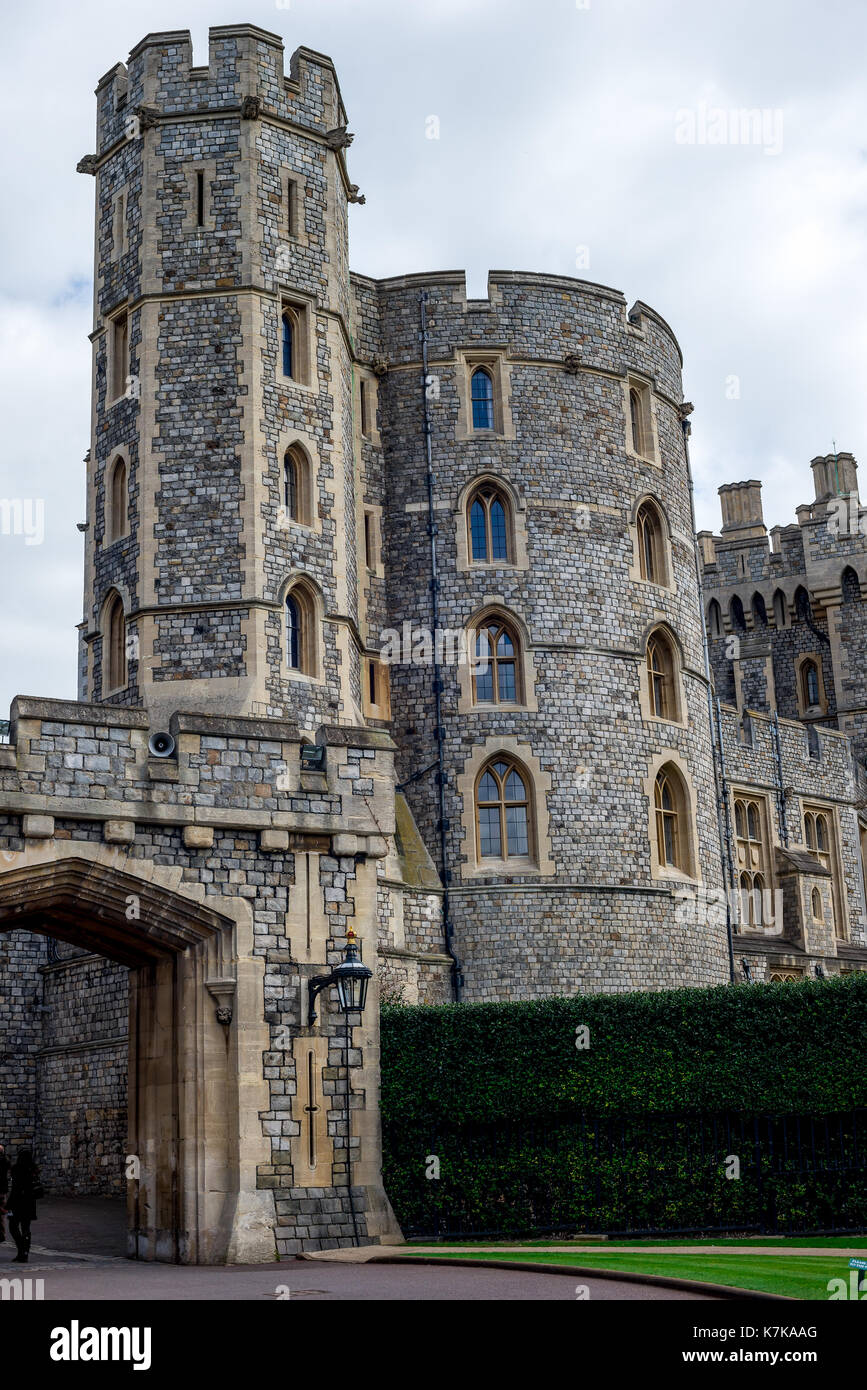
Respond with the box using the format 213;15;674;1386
0;853;274;1265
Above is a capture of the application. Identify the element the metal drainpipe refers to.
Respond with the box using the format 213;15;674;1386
681;413;736;983
771;710;790;848
419;291;462;1000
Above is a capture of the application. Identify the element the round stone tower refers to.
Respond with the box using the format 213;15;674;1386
359;270;728;999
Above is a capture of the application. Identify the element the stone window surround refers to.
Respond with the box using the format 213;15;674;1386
356;369;381;447
106;304;131;408
362;655;391;721
276;291;316;392
103;445;132;549
628;492;675;592
729;786;776;930
455;471;529;573
644;750;702;885
278;573;324;684
363;503;384;578
457;735;554;881
637;622;687;729
795;651;829;718
457;601;539;715
799;797;848;941
283;168;309;248
186;159;217;233
623;374;660;466
99;583;132;698
279;435;320;534
112;185;129;261
454;348;516;442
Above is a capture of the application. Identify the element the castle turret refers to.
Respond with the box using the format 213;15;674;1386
77;24;363;729
812;451;859;503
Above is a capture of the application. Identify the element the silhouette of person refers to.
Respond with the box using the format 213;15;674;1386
8;1150;42;1264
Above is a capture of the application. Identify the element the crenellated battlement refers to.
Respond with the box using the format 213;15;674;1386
93;25;348;156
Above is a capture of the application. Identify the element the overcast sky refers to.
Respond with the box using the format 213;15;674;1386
1;0;865;714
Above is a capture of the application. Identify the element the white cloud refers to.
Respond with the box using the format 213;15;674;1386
2;0;867;711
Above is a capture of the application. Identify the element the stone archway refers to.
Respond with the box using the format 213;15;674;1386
0;853;275;1265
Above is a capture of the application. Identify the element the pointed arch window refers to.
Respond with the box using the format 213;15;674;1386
471;368;494;430
752;593;768;627
468;483;511;564
472;616;521;705
108;456;128;543
707;600;722;639
802;659;820;709
804;804;843;940
811;887;824;920
475;757;532;860
284;581;318;676
282;445;312;527
654;764;691;874
286;593;301;669
281;309;294;378
104;592;126;694
629;388;644;455
734;795;772;927
773;589;787;629
636;499;667;584
646;628;678;721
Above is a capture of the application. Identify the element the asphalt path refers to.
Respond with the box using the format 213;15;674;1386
0;1252;719;1300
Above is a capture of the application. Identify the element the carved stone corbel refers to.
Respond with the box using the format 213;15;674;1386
348;185;366;205
372;356;388;377
325;125;354;151
136;104;160;131
563;351;581;375
206;977;237;1026
241;95;261;120
76;155;99;175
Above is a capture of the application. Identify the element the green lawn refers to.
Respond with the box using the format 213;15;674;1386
402;1249;865;1300
407;1234;867;1250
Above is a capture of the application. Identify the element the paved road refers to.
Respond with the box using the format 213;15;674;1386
0;1252;718;1300
0;1198;720;1299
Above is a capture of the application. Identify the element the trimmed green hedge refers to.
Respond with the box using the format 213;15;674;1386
382;975;867;1123
380;976;867;1236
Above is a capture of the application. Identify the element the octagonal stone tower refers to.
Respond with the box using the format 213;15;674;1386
78;24;362;732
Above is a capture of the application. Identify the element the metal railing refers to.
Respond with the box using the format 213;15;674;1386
385;1109;867;1240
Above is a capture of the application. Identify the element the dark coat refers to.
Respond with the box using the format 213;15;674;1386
0;1154;9;1196
8;1164;40;1223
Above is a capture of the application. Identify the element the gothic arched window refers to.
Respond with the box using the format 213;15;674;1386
468;484;511;564
646;628;678;721
802;659;820;709
282;445;312;527
108;456;127;544
472;615;522;705
281;308;295;379
471;367;494;430
475;756;532;860
284;581;318;675
654;764;691;874
629;387;644;456
773;589;787;629
707;600;722;639
637;500;666;584
104;592;126;694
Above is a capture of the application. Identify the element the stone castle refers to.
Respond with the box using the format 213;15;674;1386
0;23;865;1259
